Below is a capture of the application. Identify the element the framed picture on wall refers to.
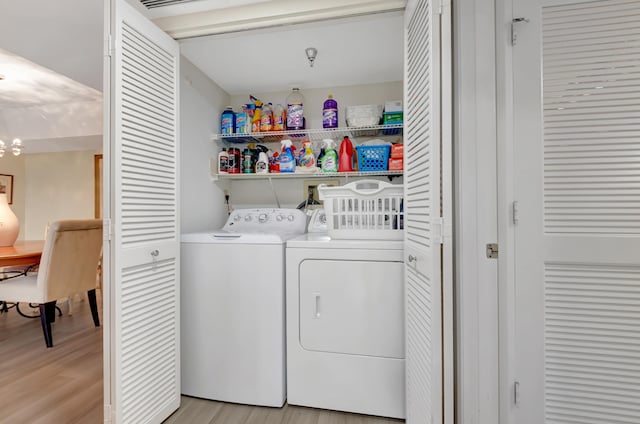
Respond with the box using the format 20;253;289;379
0;174;14;204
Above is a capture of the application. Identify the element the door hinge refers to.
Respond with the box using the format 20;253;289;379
511;17;530;46
103;218;112;241
433;217;445;244
514;381;521;405
486;243;498;259
512;200;520;225
104;403;113;423
438;0;444;15
104;34;114;58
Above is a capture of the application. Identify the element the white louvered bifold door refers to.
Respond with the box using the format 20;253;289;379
404;0;448;423
106;1;180;422
513;1;640;423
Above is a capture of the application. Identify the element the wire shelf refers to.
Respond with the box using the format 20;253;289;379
212;124;403;144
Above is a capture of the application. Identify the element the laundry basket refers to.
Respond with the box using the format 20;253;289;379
318;180;404;240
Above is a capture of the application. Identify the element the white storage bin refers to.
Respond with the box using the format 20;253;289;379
345;104;383;127
318;180;404;240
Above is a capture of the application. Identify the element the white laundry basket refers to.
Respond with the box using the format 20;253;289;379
318;180;404;240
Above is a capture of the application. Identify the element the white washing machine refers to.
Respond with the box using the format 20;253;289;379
181;208;306;407
286;210;406;419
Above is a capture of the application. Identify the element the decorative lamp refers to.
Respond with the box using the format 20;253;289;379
0;193;18;246
11;138;22;156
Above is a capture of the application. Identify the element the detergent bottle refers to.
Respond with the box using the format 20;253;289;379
256;151;269;174
338;136;354;172
297;139;317;172
220;106;235;135
322;94;338;129
286;88;305;130
279;139;296;173
235;106;248;134
321;139;338;173
249;95;263;133
260;102;273;132
316;145;325;168
273;104;286;131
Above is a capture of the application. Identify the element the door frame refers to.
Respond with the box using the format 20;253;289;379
453;0;502;422
495;0;517;422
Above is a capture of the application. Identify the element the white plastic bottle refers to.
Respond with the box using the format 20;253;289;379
256;151;269;174
286;88;305;130
218;148;229;174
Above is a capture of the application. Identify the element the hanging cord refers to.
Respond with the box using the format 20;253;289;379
224;190;232;215
268;178;281;208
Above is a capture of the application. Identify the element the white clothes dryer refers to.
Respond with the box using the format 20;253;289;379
286;231;405;419
181;208;306;407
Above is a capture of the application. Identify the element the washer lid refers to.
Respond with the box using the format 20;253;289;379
286;233;403;250
181;231;284;244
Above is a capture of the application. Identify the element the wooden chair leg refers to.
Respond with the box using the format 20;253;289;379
87;289;100;327
38;301;56;348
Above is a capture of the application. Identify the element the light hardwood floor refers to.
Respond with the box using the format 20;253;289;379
0;296;404;424
165;397;404;424
0;296;103;423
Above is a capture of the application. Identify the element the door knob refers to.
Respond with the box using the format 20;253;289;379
408;254;417;263
150;249;159;257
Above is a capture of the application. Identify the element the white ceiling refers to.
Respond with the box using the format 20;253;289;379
145;0;273;19
0;0;104;91
179;12;404;95
0;1;403;152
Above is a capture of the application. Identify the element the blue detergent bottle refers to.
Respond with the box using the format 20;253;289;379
221;106;235;135
279;139;296;173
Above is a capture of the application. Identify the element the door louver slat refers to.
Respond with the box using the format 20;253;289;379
139;0;201;10
536;2;640;423
404;0;442;423
543;0;640;235
120;22;176;247
544;264;640;424
111;2;180;421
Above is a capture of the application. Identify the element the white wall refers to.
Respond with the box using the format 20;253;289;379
180;56;230;233
230;82;403;130
227;81;403;209
23;151;95;240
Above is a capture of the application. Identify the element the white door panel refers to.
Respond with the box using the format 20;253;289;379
106;0;181;422
299;259;405;358
513;1;640;423
404;0;452;422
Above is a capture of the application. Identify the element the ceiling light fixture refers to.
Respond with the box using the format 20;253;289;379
305;47;318;68
0;139;23;157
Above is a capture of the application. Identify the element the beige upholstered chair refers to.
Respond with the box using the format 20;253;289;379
0;219;103;348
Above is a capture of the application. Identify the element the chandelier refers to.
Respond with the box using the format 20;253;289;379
0;139;23;157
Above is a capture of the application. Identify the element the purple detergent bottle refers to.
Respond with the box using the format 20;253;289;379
322;94;338;129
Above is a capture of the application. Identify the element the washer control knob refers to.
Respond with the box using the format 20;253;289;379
287;215;295;222
276;215;284;222
233;215;241;222
244;215;252;222
258;213;268;223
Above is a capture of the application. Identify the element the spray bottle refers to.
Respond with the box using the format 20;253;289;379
297;139;317;173
321;139;338;173
279;139;296;173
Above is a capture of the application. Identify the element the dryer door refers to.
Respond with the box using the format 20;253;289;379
299;259;404;359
